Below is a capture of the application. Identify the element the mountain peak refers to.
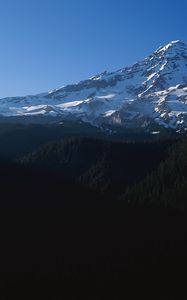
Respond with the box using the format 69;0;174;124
155;40;187;56
169;40;185;45
0;41;187;132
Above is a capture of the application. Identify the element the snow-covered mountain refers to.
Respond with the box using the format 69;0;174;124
1;40;187;131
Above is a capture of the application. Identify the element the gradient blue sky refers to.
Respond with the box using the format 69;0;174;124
0;0;187;98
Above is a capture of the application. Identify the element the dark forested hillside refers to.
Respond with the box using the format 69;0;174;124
0;122;177;159
0;131;187;299
19;137;175;196
124;138;187;207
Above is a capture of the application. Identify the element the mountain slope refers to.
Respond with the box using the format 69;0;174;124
1;40;187;131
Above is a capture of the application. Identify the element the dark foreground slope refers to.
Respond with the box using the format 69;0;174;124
0;135;187;299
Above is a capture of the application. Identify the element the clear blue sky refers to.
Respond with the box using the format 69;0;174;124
0;0;186;98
